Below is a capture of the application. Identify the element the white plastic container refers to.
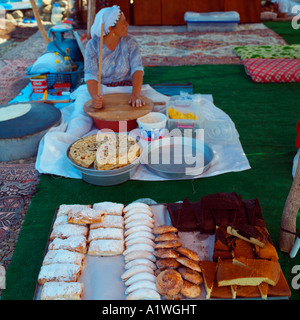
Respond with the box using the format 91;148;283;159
184;11;240;32
137;112;167;141
51;3;62;25
167;96;203;133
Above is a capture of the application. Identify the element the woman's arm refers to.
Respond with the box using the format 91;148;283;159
129;70;144;107
86;79;103;109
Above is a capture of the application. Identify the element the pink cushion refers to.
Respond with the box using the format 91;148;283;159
242;58;300;83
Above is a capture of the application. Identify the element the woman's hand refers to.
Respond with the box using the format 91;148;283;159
92;95;103;109
129;95;145;108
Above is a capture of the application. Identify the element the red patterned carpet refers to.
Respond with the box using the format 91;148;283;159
130;24;287;66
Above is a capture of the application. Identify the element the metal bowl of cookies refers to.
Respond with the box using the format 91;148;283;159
67;133;142;186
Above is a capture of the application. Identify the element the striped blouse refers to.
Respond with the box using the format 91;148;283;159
84;35;144;84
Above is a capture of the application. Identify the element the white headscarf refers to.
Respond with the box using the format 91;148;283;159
90;5;121;38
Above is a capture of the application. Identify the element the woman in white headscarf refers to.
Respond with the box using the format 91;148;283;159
84;5;145;108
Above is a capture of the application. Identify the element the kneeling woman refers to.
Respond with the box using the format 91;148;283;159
84;5;145;109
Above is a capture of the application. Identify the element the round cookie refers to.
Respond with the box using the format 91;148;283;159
156;269;183;296
176;257;201;273
156;258;180;270
153;249;180;259
180;280;201;298
154;240;182;249
155;233;179;242
178;267;203;285
175;246;200;261
153;225;178;234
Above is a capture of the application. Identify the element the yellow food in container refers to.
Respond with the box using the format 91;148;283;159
168;108;197;120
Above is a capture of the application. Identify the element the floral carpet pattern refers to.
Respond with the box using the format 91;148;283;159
0;163;40;268
131;24;287;66
0;59;35;105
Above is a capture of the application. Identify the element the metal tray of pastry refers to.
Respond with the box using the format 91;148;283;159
34;202;290;300
34;203;215;300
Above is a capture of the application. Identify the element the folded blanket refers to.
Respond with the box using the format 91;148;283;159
242;58;300;83
234;45;300;60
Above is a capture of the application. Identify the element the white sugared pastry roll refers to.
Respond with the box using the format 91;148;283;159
41;282;83;300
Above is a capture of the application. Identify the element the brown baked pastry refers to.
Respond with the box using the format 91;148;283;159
153;225;178;234
232;257;281;286
154;240;182;249
216;261;265;287
254;241;279;260
156;269;183;296
153;249;180;259
227;224;268;248
178;267;203;285
167;198;200;232
258;282;268;300
155;233;179;242
67;208;106;224
176;257;201;273
211;279;235;299
156;258;180;270
267;269;291;298
199;261;217;299
68;134;98;168
235;285;261;299
180;280;201;298
175;246;200;262
212;226;232;261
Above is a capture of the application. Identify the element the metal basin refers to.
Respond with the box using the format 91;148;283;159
66;137;142;186
141;137;214;179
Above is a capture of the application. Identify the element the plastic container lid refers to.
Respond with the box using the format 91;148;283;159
184;11;240;23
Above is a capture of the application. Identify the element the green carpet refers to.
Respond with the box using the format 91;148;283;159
2;22;300;301
264;21;300;45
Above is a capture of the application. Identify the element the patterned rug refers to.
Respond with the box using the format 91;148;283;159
0;163;40;267
0;59;35;105
131;24;288;66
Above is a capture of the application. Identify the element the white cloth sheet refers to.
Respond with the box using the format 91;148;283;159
35;84;251;180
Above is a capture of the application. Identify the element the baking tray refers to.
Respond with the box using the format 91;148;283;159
140;137;214;179
34;203;290;300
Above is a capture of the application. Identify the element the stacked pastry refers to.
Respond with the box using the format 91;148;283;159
199;224;289;299
38;204;92;300
38;202;126;299
153;225;203;300
121;202;160;300
87;202;125;256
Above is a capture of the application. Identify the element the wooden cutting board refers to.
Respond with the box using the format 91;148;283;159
84;93;164;121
